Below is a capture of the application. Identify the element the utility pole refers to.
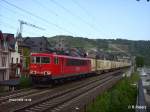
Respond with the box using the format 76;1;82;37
16;20;46;64
17;20;45;38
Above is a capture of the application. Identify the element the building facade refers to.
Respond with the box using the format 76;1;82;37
16;36;31;75
0;31;10;81
10;40;21;79
0;32;22;80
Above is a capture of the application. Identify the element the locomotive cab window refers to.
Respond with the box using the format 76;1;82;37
31;57;40;63
31;56;50;63
41;57;50;63
31;57;35;63
36;57;40;63
54;57;59;64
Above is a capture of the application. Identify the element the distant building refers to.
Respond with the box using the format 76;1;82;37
54;38;68;51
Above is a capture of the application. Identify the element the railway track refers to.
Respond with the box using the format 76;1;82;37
52;75;121;112
0;69;123;112
0;88;32;97
15;70;122;112
17;76;115;112
0;88;45;105
51;76;121;112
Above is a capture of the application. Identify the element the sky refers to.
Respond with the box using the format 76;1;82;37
0;0;150;40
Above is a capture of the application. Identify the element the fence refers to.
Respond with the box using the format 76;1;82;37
136;79;147;112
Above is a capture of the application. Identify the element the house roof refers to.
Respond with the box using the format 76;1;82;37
23;36;51;45
23;36;53;52
2;33;16;49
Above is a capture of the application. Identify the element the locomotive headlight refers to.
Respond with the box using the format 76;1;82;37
30;71;36;74
49;71;51;75
33;71;36;74
30;71;33;74
44;71;51;75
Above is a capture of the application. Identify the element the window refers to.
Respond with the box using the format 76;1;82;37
31;57;36;63
40;48;42;51
54;57;59;64
2;57;6;67
66;59;87;66
16;69;18;76
31;56;50;64
41;57;50;63
36;57;40;63
11;57;13;63
2;71;5;80
16;58;18;63
40;42;42;45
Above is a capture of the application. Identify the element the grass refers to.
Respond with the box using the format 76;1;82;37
86;72;140;112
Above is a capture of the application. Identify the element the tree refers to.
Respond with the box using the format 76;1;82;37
135;56;144;67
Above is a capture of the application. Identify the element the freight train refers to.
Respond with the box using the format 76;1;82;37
30;53;131;84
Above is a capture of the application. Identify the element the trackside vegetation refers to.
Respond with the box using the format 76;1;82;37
19;75;32;88
135;56;144;67
0;86;5;93
86;72;140;112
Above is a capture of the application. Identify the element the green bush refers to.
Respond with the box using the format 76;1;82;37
86;72;139;112
0;86;5;93
135;56;144;67
19;75;32;88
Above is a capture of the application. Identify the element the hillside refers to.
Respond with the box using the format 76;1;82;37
48;35;150;66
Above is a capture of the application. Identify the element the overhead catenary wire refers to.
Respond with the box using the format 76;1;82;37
0;14;18;23
71;0;98;29
0;3;46;27
0;15;45;36
0;21;17;29
32;0;58;17
71;0;94;21
50;0;102;36
0;21;40;36
0;13;46;36
1;14;45;32
71;0;98;34
0;4;38;26
0;4;57;36
0;4;22;16
71;0;113;38
32;0;80;37
1;0;109;38
1;0;75;35
28;0;107;39
18;19;45;31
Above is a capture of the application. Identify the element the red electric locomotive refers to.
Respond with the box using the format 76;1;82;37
30;53;91;84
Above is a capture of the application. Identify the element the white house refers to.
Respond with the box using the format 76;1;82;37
10;41;21;78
